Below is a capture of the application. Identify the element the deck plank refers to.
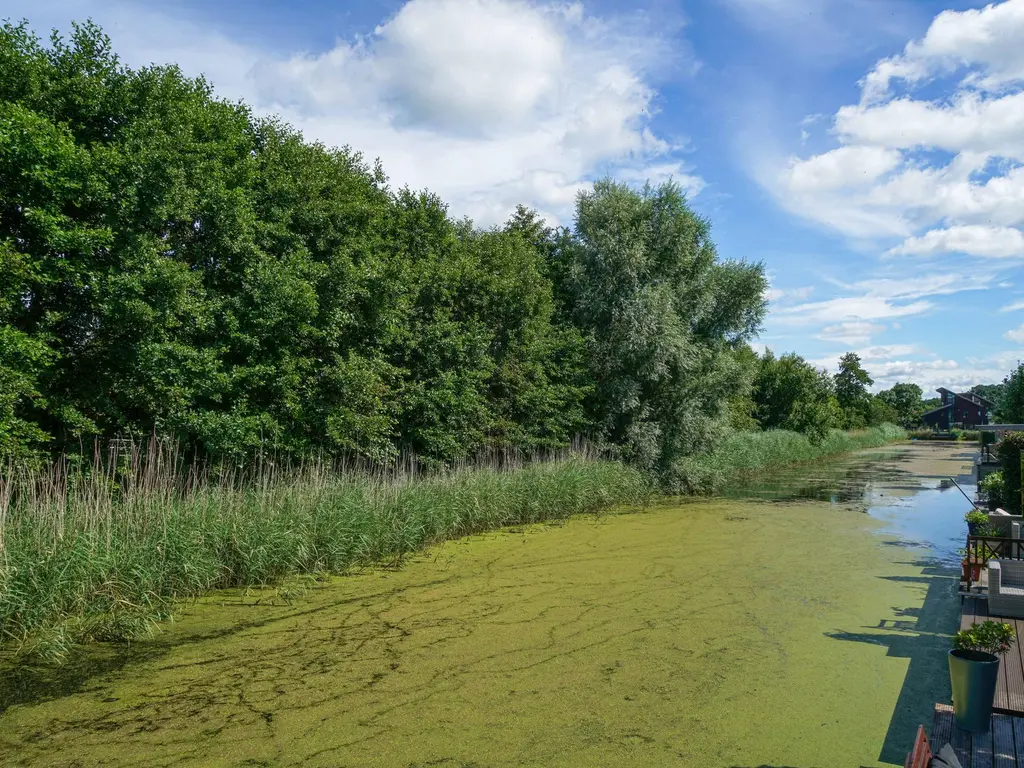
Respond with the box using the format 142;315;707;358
975;725;996;768
993;713;1016;768
1012;717;1024;768
953;718;975;768
1006;619;1024;714
934;703;955;757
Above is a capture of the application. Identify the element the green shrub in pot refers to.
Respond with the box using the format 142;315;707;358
949;621;1016;732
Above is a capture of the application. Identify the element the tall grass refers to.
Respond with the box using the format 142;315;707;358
667;423;907;494
0;440;649;663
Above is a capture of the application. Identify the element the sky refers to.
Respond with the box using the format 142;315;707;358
3;0;1023;396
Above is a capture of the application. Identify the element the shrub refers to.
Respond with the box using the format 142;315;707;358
965;509;990;527
954;621;1016;656
998;434;1024;514
951;428;981;442
980;471;1005;508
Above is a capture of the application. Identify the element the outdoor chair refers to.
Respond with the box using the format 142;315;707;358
989;559;1024;618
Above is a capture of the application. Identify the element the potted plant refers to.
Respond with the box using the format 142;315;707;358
980;472;1005;511
959;548;985;582
949;620;1016;732
966;509;990;535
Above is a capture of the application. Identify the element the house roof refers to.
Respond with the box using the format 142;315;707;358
921;403;953;417
934;387;994;406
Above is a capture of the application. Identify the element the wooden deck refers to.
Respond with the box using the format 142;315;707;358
962;597;1024;715
932;704;1024;767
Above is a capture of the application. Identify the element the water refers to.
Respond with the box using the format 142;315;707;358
725;440;978;565
0;441;976;768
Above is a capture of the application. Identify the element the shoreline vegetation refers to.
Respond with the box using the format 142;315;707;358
671;423;907;494
0;443;649;664
0;21;917;666
0;427;905;664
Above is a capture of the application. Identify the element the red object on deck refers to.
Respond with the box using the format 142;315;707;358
904;724;931;768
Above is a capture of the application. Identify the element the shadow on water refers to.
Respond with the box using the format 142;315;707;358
0;646;165;715
826;560;960;767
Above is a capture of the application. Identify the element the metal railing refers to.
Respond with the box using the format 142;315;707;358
963;535;1024;591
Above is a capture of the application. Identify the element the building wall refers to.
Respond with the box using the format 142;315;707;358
923;407;951;430
953;398;987;428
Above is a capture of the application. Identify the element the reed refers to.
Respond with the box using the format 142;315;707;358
0;439;649;663
667;424;907;494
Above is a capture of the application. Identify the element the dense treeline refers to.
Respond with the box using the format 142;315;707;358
0;21;767;480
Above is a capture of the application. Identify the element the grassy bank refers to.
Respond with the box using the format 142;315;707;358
669;423;906;494
0;447;649;662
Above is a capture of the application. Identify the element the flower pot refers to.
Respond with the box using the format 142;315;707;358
949;649;1000;732
961;560;984;581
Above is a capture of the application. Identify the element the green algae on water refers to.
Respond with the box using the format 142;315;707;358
0;444;969;767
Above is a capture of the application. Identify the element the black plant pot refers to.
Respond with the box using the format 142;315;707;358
949;649;1000;732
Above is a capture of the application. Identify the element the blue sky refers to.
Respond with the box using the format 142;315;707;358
3;0;1023;396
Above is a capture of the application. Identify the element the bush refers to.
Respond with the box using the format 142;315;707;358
999;434;1024;514
954;621;1016;656
951;428;981;442
980;471;1005;509
965;509;990;527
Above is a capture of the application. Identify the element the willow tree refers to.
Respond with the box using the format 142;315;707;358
552;180;767;479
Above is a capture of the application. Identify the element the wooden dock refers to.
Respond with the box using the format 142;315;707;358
962;597;1024;715
931;704;1024;767
928;598;1024;766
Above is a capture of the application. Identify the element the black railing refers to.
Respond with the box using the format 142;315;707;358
964;535;1024;590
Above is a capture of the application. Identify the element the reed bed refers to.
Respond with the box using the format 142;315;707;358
668;424;907;494
0;440;649;663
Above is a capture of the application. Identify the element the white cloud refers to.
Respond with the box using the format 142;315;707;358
836;91;1024;158
765;284;815;303
783;145;901;193
20;0;694;228
1002;301;1024;312
1006;324;1024;343
766;0;1024;250
776;295;932;325
817;321;886;346
861;0;1024;103
887;225;1024;258
774;269;994;326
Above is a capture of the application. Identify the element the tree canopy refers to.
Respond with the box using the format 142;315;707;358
0;20;769;477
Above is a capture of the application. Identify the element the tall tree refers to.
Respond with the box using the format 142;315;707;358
553;179;767;475
834;352;873;429
1002;363;1024;425
751;350;842;443
876;382;923;427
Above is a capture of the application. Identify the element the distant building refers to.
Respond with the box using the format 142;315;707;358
921;388;994;430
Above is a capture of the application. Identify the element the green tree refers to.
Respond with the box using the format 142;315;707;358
0;20;592;464
834;352;873;429
999;365;1024;424
876;382;923;427
553;179;767;475
751;350;842;443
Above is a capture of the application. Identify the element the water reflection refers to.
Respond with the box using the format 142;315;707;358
725;443;977;565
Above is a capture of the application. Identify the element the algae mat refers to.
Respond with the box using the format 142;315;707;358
0;445;967;767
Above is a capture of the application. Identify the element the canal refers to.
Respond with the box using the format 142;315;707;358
0;440;976;767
